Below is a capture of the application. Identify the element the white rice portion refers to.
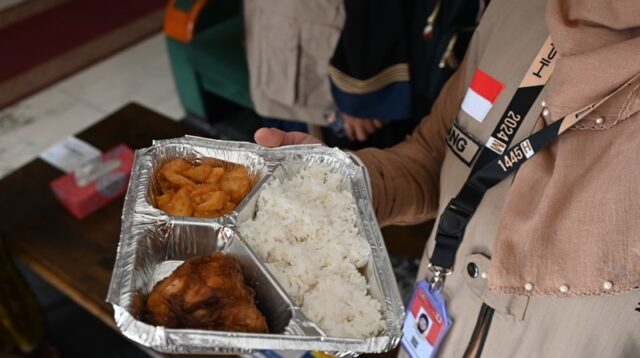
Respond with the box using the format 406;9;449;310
239;166;384;338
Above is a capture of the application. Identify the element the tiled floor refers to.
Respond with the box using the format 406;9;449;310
0;33;184;180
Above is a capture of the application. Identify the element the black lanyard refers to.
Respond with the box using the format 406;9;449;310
471;37;557;174
428;39;640;289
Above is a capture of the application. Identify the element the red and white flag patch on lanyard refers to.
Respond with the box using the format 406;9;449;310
461;69;504;123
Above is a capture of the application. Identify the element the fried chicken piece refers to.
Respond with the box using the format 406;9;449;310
219;167;252;204
144;253;269;333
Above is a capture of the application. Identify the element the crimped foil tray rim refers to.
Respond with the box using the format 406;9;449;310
114;306;393;354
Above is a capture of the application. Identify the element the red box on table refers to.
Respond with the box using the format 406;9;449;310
50;144;134;219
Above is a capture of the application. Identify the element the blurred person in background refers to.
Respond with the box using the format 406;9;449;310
243;0;345;140
325;0;486;149
245;0;485;149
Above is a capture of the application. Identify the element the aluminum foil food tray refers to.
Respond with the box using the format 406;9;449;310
106;136;404;356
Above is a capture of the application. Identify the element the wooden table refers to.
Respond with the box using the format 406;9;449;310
0;103;202;330
0;103;412;357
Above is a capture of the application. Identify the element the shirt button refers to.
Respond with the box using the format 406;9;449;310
542;108;551;120
467;262;479;278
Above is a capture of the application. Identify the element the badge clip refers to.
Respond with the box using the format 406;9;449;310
427;263;451;292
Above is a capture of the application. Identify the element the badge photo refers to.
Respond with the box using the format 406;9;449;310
416;309;431;335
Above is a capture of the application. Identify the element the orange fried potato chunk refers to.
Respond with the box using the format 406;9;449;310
206;167;225;184
164;171;196;188
222;202;236;215
157;191;174;211
196;191;230;212
159;159;196;190
220;167;251;204
164;187;194;216
190;183;221;203
183;164;213;183
155;159;252;218
162;159;192;173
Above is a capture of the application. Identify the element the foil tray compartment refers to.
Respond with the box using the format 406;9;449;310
131;137;269;222
143;226;298;335
107;136;404;356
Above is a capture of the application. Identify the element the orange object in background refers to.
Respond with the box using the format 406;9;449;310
164;0;208;43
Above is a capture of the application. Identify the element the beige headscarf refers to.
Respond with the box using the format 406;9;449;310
490;0;640;296
545;0;640;119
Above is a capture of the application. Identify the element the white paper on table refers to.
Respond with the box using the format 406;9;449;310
38;135;101;173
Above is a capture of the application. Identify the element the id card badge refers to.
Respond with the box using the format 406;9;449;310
400;281;452;358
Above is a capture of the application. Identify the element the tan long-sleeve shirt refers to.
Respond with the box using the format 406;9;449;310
356;0;640;356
